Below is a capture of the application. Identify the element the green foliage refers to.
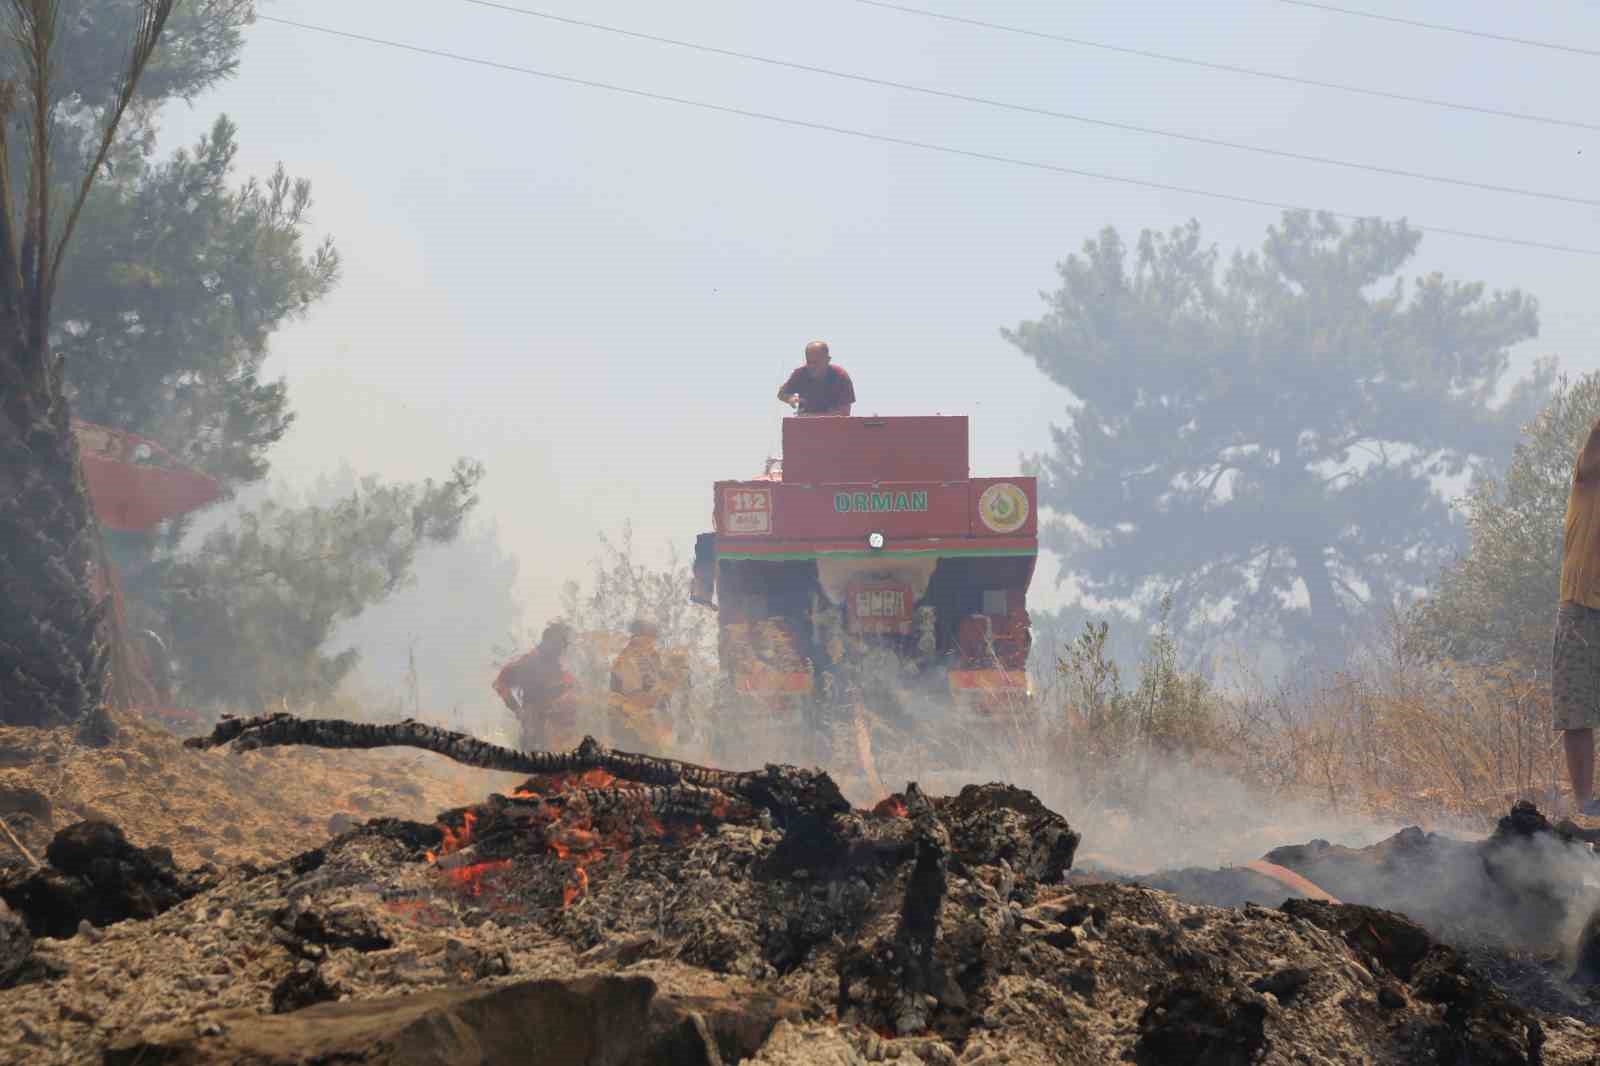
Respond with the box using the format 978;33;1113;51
1027;602;1143;695
130;460;485;710
33;2;336;491
60;115;339;485
1054;596;1222;757
1405;371;1600;667
3;2;253;193
1005;210;1551;658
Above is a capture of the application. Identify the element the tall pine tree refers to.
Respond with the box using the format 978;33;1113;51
1006;211;1551;660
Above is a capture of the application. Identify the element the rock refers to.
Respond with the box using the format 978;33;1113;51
1573;905;1600;985
105;975;796;1066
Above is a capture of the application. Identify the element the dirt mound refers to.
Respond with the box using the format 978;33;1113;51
0;714;523;874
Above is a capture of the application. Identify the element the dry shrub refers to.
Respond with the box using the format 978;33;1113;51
1266;653;1558;828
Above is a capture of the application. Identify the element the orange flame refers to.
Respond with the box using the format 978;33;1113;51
873;796;910;819
428;769;715;911
425;810;478;863
446;859;512;897
563;865;590;908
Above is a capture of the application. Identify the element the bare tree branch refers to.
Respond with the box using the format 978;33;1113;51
0;79;21;315
26;0;55;333
49;0;177;298
185;713;853;824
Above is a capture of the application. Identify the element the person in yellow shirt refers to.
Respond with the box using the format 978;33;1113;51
1555;418;1600;815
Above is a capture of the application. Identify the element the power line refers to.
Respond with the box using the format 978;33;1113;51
851;0;1600;134
460;0;1600;209
252;14;1600;258
1277;0;1600;58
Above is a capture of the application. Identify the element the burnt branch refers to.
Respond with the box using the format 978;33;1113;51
185;713;848;824
501;784;748;822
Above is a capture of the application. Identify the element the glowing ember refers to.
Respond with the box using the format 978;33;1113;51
562;865;589;908
446;859;512;897
425;810;477;863
873;796;910;819
426;769;715;910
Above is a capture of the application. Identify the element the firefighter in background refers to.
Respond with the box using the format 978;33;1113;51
607;620;679;752
493;621;580;751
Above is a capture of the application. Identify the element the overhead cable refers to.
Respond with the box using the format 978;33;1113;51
253;15;1600;258
1277;0;1600;58
851;0;1600;133
460;0;1600;209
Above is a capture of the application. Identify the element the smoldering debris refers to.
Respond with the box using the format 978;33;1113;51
0;716;1597;1062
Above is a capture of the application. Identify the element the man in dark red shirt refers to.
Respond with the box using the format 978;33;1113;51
777;340;855;416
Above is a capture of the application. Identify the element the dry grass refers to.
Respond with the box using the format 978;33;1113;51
0;709;524;872
1260;657;1560;828
1002;629;1564;838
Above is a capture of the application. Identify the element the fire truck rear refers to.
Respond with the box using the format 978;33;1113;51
690;415;1037;736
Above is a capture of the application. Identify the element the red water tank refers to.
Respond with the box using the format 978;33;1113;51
780;416;969;484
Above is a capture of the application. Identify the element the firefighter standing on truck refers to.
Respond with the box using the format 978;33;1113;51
777;340;854;416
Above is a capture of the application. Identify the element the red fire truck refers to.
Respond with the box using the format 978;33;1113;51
690;415;1036;730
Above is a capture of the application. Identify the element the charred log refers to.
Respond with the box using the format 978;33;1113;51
501;783;749;822
186;715;849;827
890;784;949;1035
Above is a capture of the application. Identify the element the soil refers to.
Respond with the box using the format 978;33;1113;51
0;714;524;874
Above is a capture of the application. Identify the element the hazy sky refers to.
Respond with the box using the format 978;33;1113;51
157;0;1600;626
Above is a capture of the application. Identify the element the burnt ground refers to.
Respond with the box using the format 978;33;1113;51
1;738;1599;1066
0;714;524;874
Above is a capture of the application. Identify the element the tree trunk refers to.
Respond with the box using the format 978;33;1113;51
1293;542;1347;659
0;332;109;731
